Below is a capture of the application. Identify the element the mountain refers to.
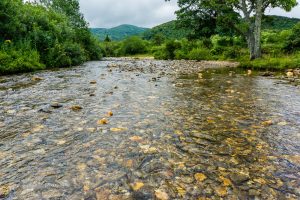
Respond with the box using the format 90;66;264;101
143;15;300;40
143;21;189;40
262;15;300;31
90;24;149;41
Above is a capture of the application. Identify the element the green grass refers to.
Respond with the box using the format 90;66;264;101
239;54;300;71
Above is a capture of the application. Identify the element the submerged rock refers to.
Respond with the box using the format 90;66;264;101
230;171;250;185
50;102;63;108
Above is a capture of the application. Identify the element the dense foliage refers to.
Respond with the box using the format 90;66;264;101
91;25;149;41
142;16;300;41
169;0;297;59
99;19;300;70
0;0;102;75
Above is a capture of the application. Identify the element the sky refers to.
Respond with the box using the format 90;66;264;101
78;0;300;28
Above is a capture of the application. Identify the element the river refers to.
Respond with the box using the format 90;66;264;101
0;58;299;199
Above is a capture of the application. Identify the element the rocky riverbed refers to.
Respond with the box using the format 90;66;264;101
0;58;299;199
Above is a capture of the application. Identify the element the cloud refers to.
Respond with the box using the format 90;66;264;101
78;0;300;28
78;0;178;28
267;4;300;18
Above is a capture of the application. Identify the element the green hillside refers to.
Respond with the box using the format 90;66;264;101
143;21;189;40
262;15;300;30
90;24;149;41
143;15;300;40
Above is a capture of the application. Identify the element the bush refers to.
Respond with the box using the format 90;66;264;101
211;35;233;47
187;48;212;61
0;46;44;75
222;47;242;59
0;0;103;74
284;22;300;52
120;36;147;55
164;40;182;59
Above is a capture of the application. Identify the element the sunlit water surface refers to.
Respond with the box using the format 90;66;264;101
0;59;299;199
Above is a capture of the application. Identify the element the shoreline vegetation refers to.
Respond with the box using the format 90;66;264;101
1;2;300;75
0;0;102;75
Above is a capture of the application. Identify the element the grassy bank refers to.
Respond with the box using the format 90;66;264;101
238;54;300;71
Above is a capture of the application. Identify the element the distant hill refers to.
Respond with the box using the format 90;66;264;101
262;15;300;31
143;15;300;40
143;21;189;40
90;24;149;41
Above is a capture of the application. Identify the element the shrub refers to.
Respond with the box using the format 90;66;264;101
164;40;182;59
211;35;233;47
222;46;242;59
121;36;147;55
0;48;44;75
46;42;72;68
187;48;212;61
284;22;300;52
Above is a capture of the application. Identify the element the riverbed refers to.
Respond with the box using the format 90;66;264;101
0;58;299;199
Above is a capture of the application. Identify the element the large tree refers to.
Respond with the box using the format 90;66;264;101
168;0;297;59
32;0;87;29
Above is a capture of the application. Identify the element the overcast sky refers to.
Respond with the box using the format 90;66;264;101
78;0;300;28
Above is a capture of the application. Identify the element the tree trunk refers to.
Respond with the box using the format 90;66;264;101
253;0;263;59
247;27;256;60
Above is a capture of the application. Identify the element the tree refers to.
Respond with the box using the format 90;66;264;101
104;35;111;42
33;0;87;29
168;0;297;59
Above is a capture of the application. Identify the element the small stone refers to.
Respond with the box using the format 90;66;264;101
106;111;113;117
90;80;97;84
97;118;108;125
110;127;127;132
261;120;273;126
0;184;10;198
220;176;232;186
247;70;252;76
194;173;207;182
57;140;66;145
6;110;16;114
215;186;227;197
71;105;83;111
176;186;186;196
230;171;250;185
277;121;287;126
50;102;63;108
87;128;96;132
32;125;44;133
155;189;169;200
198;73;203;79
286;71;294;77
253;178;266;185
95;188;110;200
131;182;144;191
32;76;43;81
129;136;143;142
125;159;133;168
249;189;260;196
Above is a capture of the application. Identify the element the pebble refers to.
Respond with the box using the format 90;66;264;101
50;102;63;108
230;171;250;185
